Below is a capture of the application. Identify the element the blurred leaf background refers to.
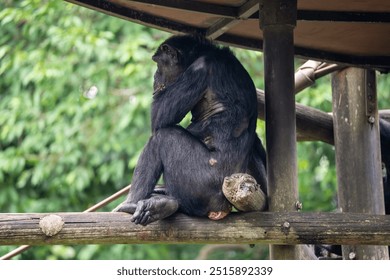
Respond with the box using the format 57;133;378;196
1;0;389;259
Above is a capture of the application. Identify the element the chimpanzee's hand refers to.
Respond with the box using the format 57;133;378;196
130;196;179;226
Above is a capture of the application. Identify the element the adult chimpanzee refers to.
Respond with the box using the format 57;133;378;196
115;35;267;225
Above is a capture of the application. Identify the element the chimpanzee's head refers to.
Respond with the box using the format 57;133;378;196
152;35;209;93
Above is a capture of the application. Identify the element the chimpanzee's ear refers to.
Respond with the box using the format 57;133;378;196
152;43;180;63
161;43;180;62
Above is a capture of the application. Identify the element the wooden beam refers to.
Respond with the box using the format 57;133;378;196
250;10;390;23
206;0;258;39
1;212;390;246
215;33;390;71
124;0;238;18
65;0;204;35
332;68;388;260
257;89;334;144
297;10;390;23
206;18;240;40
257;89;390;145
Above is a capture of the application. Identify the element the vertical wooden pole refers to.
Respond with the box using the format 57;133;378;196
260;0;301;259
332;68;389;260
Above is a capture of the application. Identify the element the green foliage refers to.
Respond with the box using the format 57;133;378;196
0;0;169;259
295;75;337;211
0;0;159;214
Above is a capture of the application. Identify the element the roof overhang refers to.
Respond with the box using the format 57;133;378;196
66;0;390;71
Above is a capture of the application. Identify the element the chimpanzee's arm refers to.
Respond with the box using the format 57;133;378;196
151;57;208;132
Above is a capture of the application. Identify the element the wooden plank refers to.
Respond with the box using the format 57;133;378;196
215;33;390;70
65;0;204;35
297;0;390;13
124;0;238;18
250;10;390;23
1;212;390;246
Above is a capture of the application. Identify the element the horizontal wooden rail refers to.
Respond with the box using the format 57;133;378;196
256;89;334;144
1;212;389;246
256;89;390;145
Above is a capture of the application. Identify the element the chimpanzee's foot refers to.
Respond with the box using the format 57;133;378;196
130;195;179;226
208;210;230;220
112;201;137;213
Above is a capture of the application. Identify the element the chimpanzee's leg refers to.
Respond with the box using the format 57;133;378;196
116;125;235;225
114;132;167;218
156;126;235;218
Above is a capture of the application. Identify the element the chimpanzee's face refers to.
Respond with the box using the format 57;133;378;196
152;43;184;93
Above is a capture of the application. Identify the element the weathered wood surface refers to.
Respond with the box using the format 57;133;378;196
332;68;388;259
260;0;300;260
1;212;390;246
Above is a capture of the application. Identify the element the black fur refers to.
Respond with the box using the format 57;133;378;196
380;119;390;215
116;35;267;225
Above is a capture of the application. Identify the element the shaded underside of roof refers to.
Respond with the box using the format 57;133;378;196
66;0;390;70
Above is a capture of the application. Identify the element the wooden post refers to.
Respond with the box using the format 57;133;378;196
259;0;304;259
332;68;389;260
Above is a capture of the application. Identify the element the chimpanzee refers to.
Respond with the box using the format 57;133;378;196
115;35;267;225
380;119;390;215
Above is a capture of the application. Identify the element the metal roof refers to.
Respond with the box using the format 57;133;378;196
66;0;390;70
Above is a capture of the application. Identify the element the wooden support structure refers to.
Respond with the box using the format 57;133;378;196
257;89;390;145
2;0;388;261
206;0;258;39
260;0;301;259
332;68;389;260
256;89;335;145
1;212;390;246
